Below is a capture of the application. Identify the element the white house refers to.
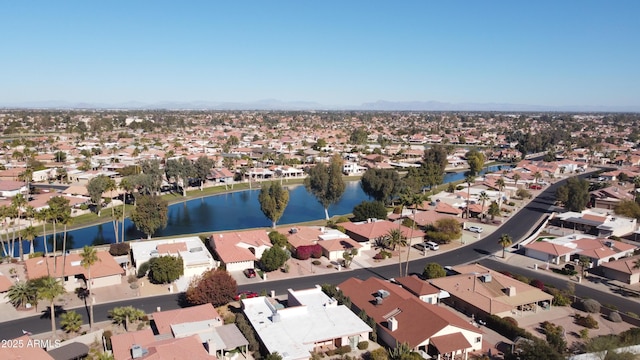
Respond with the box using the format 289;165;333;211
242;286;372;360
0;180;27;198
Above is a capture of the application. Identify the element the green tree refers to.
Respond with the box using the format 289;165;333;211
423;263;446;279
185;269;238;307
22;225;38;256
421;145;448;191
498;233;513;258
148;256;184;284
505;338;563;360
349;127;369;145
386;228;407;278
464;175;475;219
562;178;590;211
361;168;402;205
87;174;110;216
488;201;501;220
613;200;640;220
140;159;163;195
465;149;485;175
260;246;289;272
265;353;283;360
268;231;289;247
131;194;168;239
304;155;346;220
37;276;66;338
352;200;388;222
108;306;146;330
80;245;100;330
478;191;490;221
512;172;521;188
194;155;214;190
60;310;83;333
11;193;27;261
342;248;358;268
426;218;462;244
259;182;290;228
7;281;37;309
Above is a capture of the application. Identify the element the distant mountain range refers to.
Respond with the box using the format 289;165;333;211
1;99;638;112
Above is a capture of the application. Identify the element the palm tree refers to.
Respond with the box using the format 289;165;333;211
37;276;66;338
35;208;52;276
533;171;543;184
80;246;100;330
495;177;506;207
512;173;521;189
0;204;11;257
404;193;425;277
60;310;83;334
478;191;490;222
60;212;72;280
386;228;407;278
11;194;28;261
498;233;513;258
22;225;38;255
464;175;475;219
7;281;34;309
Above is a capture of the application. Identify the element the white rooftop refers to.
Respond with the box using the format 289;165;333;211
242;287;371;360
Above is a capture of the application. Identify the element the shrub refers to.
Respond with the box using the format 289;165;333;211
357;341;369;350
529;279;545;290
335;345;351;355
575;314;599;329
368;348;389;360
503;317;518;327
580;299;601;313
603;303;618;311
626;312;639;319
103;330;113;350
137;261;150;278
148;256;184;284
29;252;44;258
311;260;321;266
295;245;322;260
608;311;623;323
484;314;532;341
109;242;130;256
373;252;384;260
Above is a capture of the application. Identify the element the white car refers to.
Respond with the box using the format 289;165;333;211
467;226;483;233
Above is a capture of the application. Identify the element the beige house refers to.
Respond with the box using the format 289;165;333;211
600;256;640;285
429;264;553;318
209;230;272;272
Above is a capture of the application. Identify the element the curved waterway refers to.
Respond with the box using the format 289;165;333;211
19;164;512;254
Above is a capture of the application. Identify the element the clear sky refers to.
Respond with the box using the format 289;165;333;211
1;1;639;108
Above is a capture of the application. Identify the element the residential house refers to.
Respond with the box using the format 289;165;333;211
279;226;361;261
395;275;442;305
112;333;216;360
130;237;216;290
552;210;637;237
209;229;271;272
241;286;371;360
600;256;640;285
0;180;27;198
338;219;426;250
429;264;553;318
338;277;483;360
524;234;637;267
151;304;223;336
24;251;124;292
0;335;55;360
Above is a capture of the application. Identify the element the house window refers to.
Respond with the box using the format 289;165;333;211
475;337;481;343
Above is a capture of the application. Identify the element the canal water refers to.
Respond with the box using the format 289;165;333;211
20;164;512;254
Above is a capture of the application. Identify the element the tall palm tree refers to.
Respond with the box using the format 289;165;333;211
512;173;521;189
22;225;38;255
80;246;100;330
37;276;65;339
11;194;28;261
60;211;72;280
478;191;490;222
0;204;11;257
498;233;513;259
533;171;543;184
495;177;506;207
35;208;52;276
386;228;407;278
404;193;425;277
464;175;475;219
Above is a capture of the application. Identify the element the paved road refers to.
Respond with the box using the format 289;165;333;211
6;170;628;340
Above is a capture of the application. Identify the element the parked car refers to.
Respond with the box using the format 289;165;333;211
413;243;426;251
467;226;483;233
425;241;440;251
529;184;542;190
243;268;257;278
234;291;259;301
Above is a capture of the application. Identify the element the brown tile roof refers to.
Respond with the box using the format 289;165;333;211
600;255;640;275
319;238;362;252
156;243;187;255
395;275;440;297
524;241;574;256
0;180;26;191
151;303;220;335
0;273;13;292
339;220;426;241
435;202;463;215
430;332;473;354
338;277;480;349
24;251;124;280
0;335;55;359
210;229;271;264
142;335;213;360
111;328;156;360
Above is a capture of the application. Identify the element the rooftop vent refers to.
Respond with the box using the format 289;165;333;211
131;345;149;359
481;274;492;283
375;296;383;305
387;316;398;331
377;289;390;298
289;228;298;234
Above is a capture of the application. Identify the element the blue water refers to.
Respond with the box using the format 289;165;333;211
16;164;513;255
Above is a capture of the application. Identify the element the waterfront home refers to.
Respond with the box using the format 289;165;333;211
209;229;271;272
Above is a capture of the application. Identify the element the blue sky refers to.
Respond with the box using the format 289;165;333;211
1;1;638;108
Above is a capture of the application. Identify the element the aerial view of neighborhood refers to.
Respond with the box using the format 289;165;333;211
1;2;639;360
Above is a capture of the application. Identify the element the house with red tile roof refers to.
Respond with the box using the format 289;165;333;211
429;264;553;318
24;251;124;292
119;334;216;360
111;328;156;360
151;303;222;336
0;335;54;360
600;256;640;285
0;180;27;197
395;275;441;305
523;241;575;265
338;277;483;359
209;230;271;272
338;219;426;250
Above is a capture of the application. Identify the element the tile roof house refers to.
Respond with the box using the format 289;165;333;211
524;234;637;267
0;180;27;197
600;255;640;285
242;286;371;360
429;264;553;318
278;226;361;261
24;251;124;292
151;304;222;336
209;230;272;272
394;275;442;305
338;219;426;250
111;328;156;360
0;335;54;360
121;334;216;360
552;210;637;237
338;277;483;359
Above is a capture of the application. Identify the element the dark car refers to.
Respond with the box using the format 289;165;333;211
234;291;259;301
243;268;257;278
